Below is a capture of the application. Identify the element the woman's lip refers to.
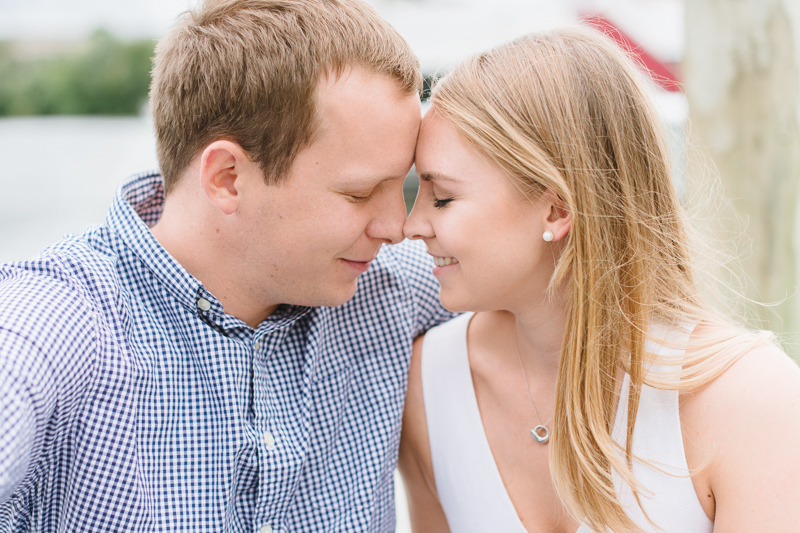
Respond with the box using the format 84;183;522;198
432;262;459;276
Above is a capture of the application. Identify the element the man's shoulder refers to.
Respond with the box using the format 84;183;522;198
3;229;119;285
0;236;124;406
0;232;122;339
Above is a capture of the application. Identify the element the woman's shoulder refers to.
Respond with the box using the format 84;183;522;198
401;334;432;467
680;325;800;439
680;325;799;405
680;326;800;527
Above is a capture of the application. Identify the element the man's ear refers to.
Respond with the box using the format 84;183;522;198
541;189;571;241
198;140;253;216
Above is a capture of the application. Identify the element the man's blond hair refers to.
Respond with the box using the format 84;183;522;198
150;0;422;193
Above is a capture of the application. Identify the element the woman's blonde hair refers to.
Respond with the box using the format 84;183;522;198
431;28;770;532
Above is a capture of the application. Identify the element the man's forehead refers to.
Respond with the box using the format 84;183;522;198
318;64;407;94
316;66;416;115
309;67;420;146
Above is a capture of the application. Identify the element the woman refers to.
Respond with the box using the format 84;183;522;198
399;28;800;533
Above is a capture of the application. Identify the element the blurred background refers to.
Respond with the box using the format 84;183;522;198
1;0;798;528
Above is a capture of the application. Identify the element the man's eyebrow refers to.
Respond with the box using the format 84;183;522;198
419;171;459;183
337;175;405;187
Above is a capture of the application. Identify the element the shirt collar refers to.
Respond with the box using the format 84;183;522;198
105;170;312;334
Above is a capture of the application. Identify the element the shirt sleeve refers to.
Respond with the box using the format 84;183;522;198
0;262;98;506
0;330;47;503
387;239;459;338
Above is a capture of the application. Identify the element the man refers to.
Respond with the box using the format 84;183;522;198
0;1;452;531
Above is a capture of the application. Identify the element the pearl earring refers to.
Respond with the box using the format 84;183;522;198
543;231;554;242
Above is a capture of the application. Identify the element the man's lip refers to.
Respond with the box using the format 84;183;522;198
342;250;381;263
340;258;373;273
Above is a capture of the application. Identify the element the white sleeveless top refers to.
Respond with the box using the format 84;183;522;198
421;313;713;533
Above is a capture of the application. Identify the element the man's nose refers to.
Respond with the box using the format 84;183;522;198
367;188;408;244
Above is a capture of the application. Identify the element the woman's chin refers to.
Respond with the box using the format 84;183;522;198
438;291;481;314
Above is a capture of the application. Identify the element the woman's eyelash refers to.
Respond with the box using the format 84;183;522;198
434;197;453;208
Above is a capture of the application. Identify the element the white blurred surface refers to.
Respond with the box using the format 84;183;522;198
0;0;197;40
0;116;158;262
395;470;411;533
0;0;684;74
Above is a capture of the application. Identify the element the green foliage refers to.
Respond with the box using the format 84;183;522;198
0;30;155;116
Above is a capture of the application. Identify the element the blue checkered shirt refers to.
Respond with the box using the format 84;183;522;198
0;171;454;532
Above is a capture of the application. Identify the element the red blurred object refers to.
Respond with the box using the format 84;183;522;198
581;14;682;92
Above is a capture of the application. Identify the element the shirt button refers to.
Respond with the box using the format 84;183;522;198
259;525;273;533
254;339;261;351
196;298;211;311
263;431;276;448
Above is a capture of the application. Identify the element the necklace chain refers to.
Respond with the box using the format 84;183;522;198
513;324;552;444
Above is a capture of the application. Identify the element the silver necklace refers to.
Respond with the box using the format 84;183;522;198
514;325;552;444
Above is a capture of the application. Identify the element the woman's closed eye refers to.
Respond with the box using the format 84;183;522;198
433;197;453;209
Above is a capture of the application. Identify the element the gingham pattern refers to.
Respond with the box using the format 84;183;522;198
0;171;454;532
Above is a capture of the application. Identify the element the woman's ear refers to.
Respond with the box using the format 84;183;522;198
198;140;253;216
541;189;571;241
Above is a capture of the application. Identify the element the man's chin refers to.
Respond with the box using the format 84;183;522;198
302;279;360;309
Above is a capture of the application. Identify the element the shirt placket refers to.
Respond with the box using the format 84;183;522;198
250;319;309;533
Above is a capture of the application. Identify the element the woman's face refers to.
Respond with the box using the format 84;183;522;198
404;110;559;313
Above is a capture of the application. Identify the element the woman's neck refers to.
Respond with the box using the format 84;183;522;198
510;288;569;380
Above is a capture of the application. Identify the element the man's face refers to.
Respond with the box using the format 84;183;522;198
240;67;421;309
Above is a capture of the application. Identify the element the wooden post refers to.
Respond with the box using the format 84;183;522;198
683;0;800;357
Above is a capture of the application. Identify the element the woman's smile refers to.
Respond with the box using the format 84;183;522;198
431;256;459;267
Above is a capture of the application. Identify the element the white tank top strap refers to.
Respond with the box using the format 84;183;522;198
604;327;713;533
422;315;713;533
421;312;528;533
